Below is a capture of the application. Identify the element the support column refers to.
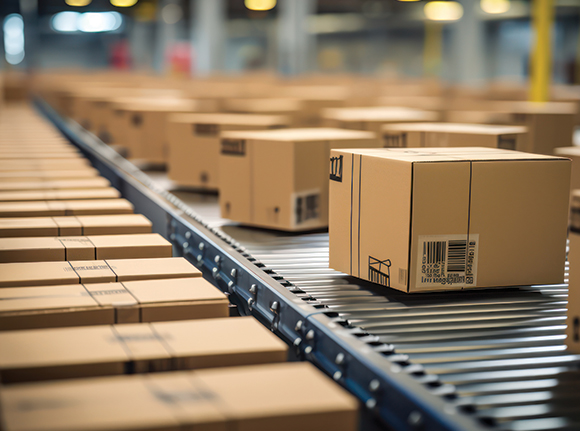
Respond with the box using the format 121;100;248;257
277;0;317;76
191;0;226;76
448;0;486;86
530;0;555;102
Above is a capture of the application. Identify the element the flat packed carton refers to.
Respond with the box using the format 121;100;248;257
0;187;121;202
0;168;99;182
555;147;580;192
567;191;580;354
323;106;438;141
0;233;172;263
0;152;82;160
381;123;527;151
0;214;151;237
168;113;290;190
0;199;134;217
0;277;228;330
329;147;570;292
0;159;91;171
0;362;358;431
219;128;378;231
0;317;287;383
0;178;110;191
0;257;201;287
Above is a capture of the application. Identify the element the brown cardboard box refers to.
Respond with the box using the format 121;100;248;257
0;214;151;237
0;362;358;431
0;257;201;287
0;152;83;160
555;147;580;192
322;106;438;141
329;147;570;292
223;98;305;126
0;199;134;218
219;128;378;231
567;191;580;353
381;123;528;151
0;188;121;202
0;159;91;171
0;277;228;330
0;178;110;191
0;233;171;263
168;113;290;190
0;169;99;182
0;317;287;383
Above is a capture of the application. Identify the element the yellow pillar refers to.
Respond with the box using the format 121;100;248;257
424;21;443;78
530;0;555;102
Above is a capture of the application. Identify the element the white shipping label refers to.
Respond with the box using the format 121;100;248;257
416;234;479;289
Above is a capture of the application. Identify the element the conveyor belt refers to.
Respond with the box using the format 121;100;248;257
38;99;580;431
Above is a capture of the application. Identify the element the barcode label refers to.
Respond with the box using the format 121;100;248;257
416;234;478;289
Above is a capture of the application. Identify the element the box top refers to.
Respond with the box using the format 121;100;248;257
0;285;95;313
224;98;302;112
323;106;438;122
333;147;568;162
168;112;289;126
381;122;527;135
220;127;376;142
554;146;580;157
106;257;201;279
121;277;225;304
492;100;577;115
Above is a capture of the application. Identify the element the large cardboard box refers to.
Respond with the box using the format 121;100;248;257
555;147;580;192
112;98;204;164
381;123;528;151
0;178;110;191
0;277;228;330
219;128;378;231
223;97;305;126
329;147;570;292
0;257;201;287
0;188;121;202
0;214;151;237
322;106;438;141
0;317;287;383
0;233;172;263
567;191;580;353
0;199;134;218
0;362;358;431
168;113;290;190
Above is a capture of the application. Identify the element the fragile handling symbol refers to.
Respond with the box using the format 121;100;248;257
330;155;343;182
369;256;391;288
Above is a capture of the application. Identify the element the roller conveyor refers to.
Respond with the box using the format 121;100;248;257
37;99;580;431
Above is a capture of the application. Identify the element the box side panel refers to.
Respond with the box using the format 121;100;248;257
470;159;570;287
218;138;252;223
567;231;580;353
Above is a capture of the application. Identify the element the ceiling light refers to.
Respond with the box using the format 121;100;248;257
424;1;464;21
244;0;276;11
480;0;510;14
65;0;92;6
110;0;138;7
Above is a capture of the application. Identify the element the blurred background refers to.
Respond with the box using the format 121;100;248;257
1;0;579;86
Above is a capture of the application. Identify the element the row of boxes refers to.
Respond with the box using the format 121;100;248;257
0;104;359;431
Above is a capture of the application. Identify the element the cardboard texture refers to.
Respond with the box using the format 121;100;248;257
381;123;528;151
0;199;134;218
0;178;110;191
0;278;228;330
0;159;91;171
0;317;287;383
0;233;172;263
219;128;378;231
167;113;290;190
329;147;570;292
567;191;580;354
0;188;121;202
0;214;151;237
555;147;580;192
0;362;358;431
0;169;99;182
0;257;201;287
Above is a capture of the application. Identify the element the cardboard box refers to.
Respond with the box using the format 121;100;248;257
0;214;151;237
0;233;172;263
223;97;305;126
0;169;99;182
0;199;134;218
567;190;580;353
381;123;528;151
0;277;228;330
322;106;438;141
0;178;110;191
555;147;580;192
0;316;287;383
0;188;121;202
168;113;290;190
0;362;358;431
0;159;91;171
329;147;570;292
0;152;83;160
0;257;201;287
219;128;378;231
